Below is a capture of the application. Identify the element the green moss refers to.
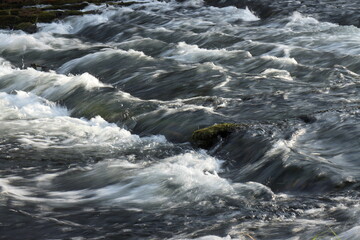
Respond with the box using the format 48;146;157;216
0;0;146;31
19;16;37;23
0;15;21;27
0;10;11;15
9;9;20;15
63;10;84;16
191;123;243;149
14;21;37;33
36;11;58;22
17;8;40;23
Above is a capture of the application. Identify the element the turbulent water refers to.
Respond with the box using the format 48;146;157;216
1;0;360;239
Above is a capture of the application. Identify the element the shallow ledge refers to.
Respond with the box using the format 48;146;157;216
0;0;140;33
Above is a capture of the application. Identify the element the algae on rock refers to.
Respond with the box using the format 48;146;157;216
191;123;246;149
0;0;140;33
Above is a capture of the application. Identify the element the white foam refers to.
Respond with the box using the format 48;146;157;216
181;0;204;8
265;128;307;159
0;178;33;198
154;101;224;117
288;12;320;26
278;12;360;56
0;32;51;52
0;63;110;101
0;57;13;68
163;42;251;63
0;149;274;207
0;91;68;120
38;11;114;34
0;31;89;53
285;12;336;31
82;3;108;12
262;68;293;81
209;6;259;23
261;55;298;65
57;49;153;74
14;115;143;148
37;5;139;35
214;76;232;90
0;90;168;151
92;152;234;207
125;0;259;38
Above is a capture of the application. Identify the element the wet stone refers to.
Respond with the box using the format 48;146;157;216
191;123;249;149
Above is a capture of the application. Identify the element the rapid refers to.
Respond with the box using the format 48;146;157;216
1;0;360;239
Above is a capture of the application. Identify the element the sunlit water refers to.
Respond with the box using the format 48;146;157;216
1;0;360;239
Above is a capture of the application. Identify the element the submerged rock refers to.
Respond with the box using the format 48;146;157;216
29;63;50;71
297;114;317;124
15;22;37;33
191;123;247;149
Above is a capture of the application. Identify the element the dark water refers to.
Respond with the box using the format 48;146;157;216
1;0;360;239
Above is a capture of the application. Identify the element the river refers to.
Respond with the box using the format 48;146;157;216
1;0;360;239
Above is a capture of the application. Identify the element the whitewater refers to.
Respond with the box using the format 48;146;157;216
1;0;360;239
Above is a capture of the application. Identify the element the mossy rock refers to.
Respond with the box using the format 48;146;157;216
36;11;58;22
0;15;21;27
0;0;148;31
9;9;20;15
0;10;11;15
191;123;246;149
18;8;41;16
14;21;37;33
18;15;38;23
63;10;85;16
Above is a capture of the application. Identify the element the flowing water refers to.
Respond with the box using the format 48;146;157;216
1;0;360;239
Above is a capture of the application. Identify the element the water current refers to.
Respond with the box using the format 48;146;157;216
1;0;360;239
